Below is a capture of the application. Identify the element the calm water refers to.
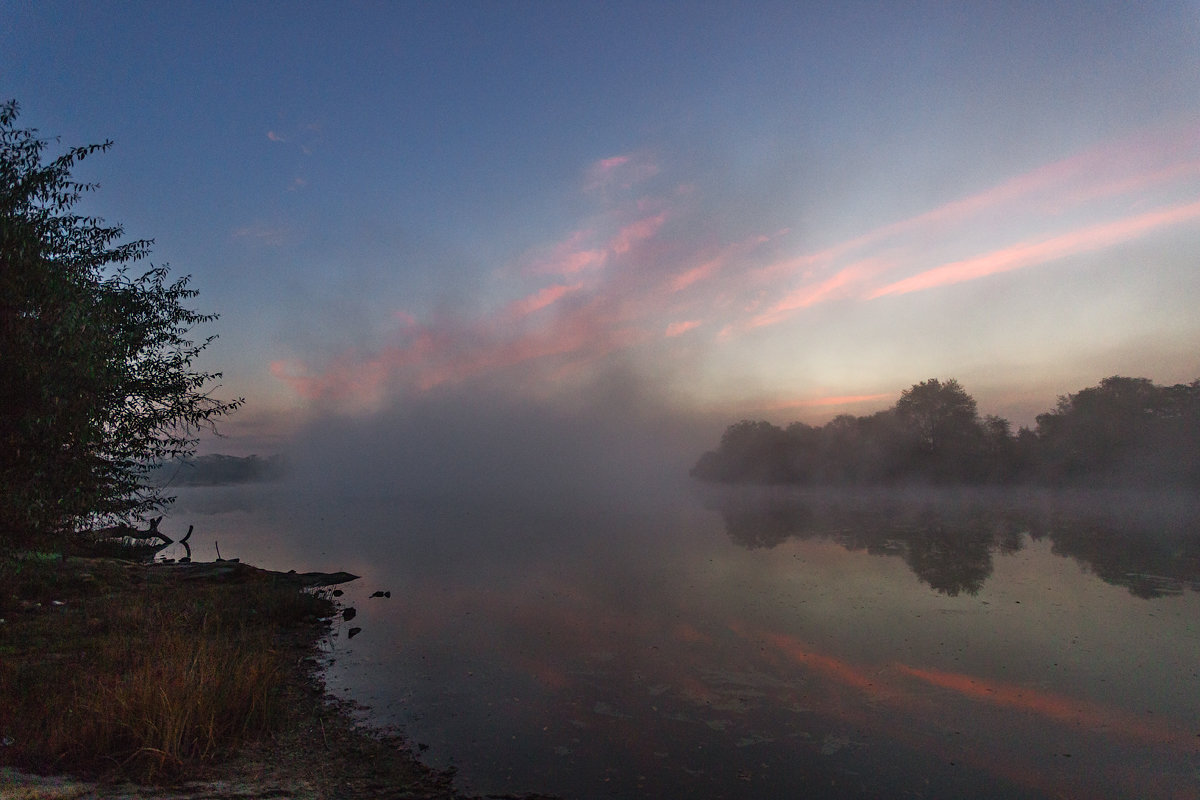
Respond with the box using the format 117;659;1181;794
166;485;1200;799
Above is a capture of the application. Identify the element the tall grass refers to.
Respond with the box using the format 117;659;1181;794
0;559;331;782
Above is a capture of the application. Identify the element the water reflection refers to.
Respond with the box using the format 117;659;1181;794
711;487;1200;598
165;486;1200;799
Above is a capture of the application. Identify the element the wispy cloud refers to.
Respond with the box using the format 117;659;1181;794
524;229;607;276
745;121;1200;328
609;212;667;256
664;320;701;337
275;151;684;409
584;152;660;193
272;121;1200;411
231;222;294;247
265;121;322;155
869;199;1200;298
524;211;668;277
270;296;646;411
504;283;582;319
750;257;894;327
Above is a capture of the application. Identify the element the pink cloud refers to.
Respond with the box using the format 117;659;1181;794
1055;159;1200;209
756;121;1200;288
585;152;660;193
407;306;644;393
504;283;581;319
277;189;679;408
524;212;667;277
664;320;701;337
525;228;608;276
750;257;894;328
594;154;630;172
558;249;607;274
266;130;285;142
272;288;650;408
669;260;718;293
272;123;1200;411
740;124;1200;330
763;393;893;410
669;234;776;295
609;212;667;255
754;151;1099;287
869;199;1200;299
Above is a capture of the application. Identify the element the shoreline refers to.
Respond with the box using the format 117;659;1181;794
0;556;557;800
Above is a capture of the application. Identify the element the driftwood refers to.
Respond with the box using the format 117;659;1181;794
147;560;359;588
78;522;359;588
94;516;173;545
80;519;193;562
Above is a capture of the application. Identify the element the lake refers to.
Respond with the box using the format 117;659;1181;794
165;484;1200;799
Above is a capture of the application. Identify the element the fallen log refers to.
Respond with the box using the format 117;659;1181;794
145;560;359;588
93;516;173;546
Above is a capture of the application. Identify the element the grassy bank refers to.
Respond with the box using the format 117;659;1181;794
0;554;331;781
0;554;522;798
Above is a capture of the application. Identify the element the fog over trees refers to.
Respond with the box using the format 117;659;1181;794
692;377;1200;488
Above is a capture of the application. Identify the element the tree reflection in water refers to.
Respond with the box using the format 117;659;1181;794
710;488;1200;598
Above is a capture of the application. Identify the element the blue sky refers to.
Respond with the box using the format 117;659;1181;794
5;1;1199;454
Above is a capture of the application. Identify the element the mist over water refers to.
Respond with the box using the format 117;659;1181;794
163;381;1200;799
280;366;725;513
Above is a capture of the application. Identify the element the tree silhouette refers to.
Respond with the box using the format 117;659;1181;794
0;101;242;551
893;378;986;481
1035;376;1200;486
691;376;1199;488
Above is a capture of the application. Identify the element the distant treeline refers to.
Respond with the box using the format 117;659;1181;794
692;377;1200;487
150;454;285;487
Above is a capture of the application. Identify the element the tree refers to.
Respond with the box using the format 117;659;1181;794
690;420;795;483
894;378;978;452
1035;376;1200;486
893;378;987;481
0;101;242;551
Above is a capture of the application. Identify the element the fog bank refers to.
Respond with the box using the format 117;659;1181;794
281;366;724;511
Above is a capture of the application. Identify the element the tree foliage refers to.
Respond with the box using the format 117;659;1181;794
692;376;1200;488
0;101;242;550
1034;376;1200;485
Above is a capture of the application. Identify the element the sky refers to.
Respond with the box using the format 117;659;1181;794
4;1;1200;463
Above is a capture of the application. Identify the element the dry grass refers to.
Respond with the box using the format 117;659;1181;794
0;555;333;783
